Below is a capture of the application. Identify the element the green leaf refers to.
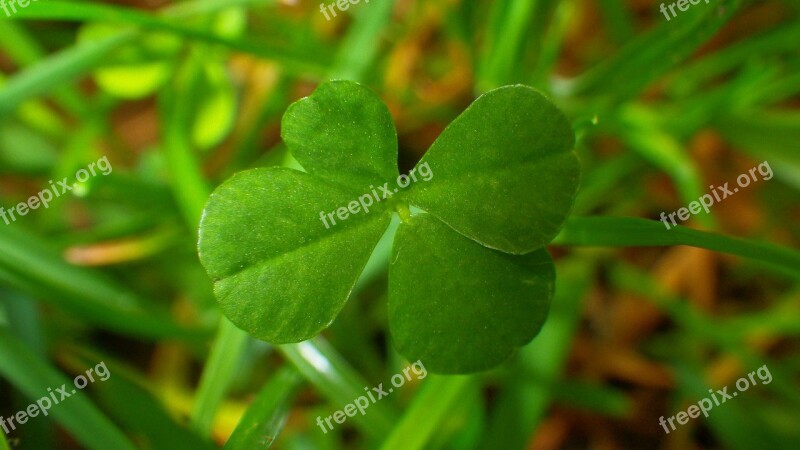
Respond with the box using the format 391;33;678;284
281;80;399;189
77;23;181;99
198;167;391;343
95;62;175;99
388;214;555;373
192;60;238;150
407;85;579;254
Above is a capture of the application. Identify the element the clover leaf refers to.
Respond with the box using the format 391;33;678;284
198;168;391;343
198;80;579;373
405;85;579;254
281;80;399;189
389;214;555;373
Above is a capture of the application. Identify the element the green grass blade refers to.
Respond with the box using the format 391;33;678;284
716;110;800;190
0;32;134;117
669;22;800;97
0;21;87;115
610;265;800;446
550;378;631;417
0;0;327;117
565;0;745;102
477;0;556;91
0;429;9;450
224;366;303;449
165;0;277;17
379;375;473;450
0;226;204;340
611;264;800;407
329;0;396;80
159;54;254;439
555;216;800;277
595;0;634;43
67;353;218;450
279;337;400;440
0;72;66;137
191;318;249;437
13;1;328;75
617;105;714;228
672;359;784;449
0;329;138;450
159;55;211;228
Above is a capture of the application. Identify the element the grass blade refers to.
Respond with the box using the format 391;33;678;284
0;329;138;450
191;318;249;437
555;216;800;277
565;0;745;102
379;375;473;450
224;366;303;449
13;1;328;75
279;337;400;440
329;0;396;80
0;226;204;340
0;32;134;117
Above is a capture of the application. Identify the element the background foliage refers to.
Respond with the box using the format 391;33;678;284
0;0;798;449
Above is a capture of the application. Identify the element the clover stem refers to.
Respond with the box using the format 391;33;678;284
396;203;412;224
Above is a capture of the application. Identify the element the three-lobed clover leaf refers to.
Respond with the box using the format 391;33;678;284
198;80;579;373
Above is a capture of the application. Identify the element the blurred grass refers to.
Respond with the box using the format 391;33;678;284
0;0;798;449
